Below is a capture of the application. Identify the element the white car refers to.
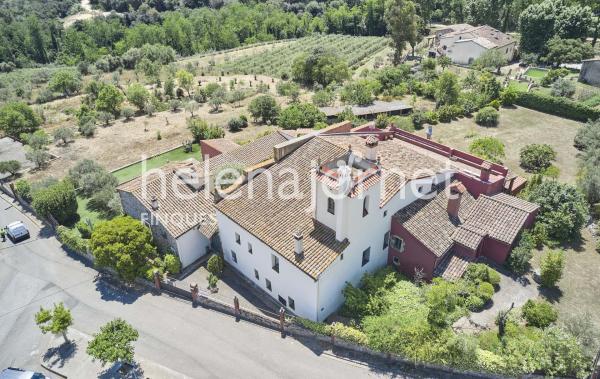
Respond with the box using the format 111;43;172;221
6;221;30;242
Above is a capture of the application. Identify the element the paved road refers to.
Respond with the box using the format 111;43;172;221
0;194;421;378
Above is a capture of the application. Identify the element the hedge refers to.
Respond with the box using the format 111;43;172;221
515;91;600;122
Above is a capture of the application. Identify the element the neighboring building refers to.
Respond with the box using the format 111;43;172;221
117;131;292;268
215;126;536;321
579;58;600;87
319;100;412;122
437;25;516;65
199;138;240;159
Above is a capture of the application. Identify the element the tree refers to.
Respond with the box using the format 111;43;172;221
507;232;535;275
340;80;378;106
0;102;41;138
278;103;327;130
0;160;21;176
312;89;335;106
31;179;78;224
25;130;50;150
385;0;419;64
248;95;280;124
472;49;508;71
227;117;244;132
176;69;193;97
521;299;558;328
87;319;139;366
209;87;226;112
276;81;300;102
169;99;182;112
437;55;451;70
121;107;135;121
26;147;51;169
97;112;114;127
291;48;350;87
475;107;500;127
540;249;565;288
527;180;588;241
52;127;75;145
520;144;556;173
35;303;73;344
469;136;505;163
435;71;460;106
126;83;150;112
185;101;199;117
95;84;124;116
207;254;224;276
48;70;81;97
90;216;157;281
545;37;594;65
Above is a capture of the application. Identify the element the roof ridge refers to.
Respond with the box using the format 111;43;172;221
481;193;530;214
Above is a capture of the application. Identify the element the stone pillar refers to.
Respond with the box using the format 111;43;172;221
279;307;286;337
153;270;161;291
233;296;240;320
190;282;199;305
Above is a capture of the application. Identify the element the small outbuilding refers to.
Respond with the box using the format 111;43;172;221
319;100;412;122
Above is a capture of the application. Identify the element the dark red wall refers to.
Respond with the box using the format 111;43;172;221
479;237;511;264
389;219;439;280
454;171;505;199
200;140;222;159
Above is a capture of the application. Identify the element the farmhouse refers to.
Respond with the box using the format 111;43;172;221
579;58;600;87
319;100;412;122
214;126;536;321
117;131;292;268
437;24;516;65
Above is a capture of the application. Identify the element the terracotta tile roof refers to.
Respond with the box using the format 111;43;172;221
442;25;514;48
201;138;240;154
452;224;486;250
434;252;474;281
393;182;478;257
216;137;350;280
117;160;218;239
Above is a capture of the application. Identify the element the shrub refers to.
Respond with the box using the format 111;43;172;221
79;119;96;137
475;106;499;127
477;282;495;302
540;250;565;288
56;225;89;253
0;160;21;176
540;68;569;87
121;107;135;121
207;254;223;276
466;295;485;311
464;263;501;287
294;317;329;335
550;78;576;98
31;179;78;224
164;254;181;275
515;91;600;122
76;221;92;239
278;103;326;130
411;109;426;128
248;95;279;124
326;322;368;345
207;273;218;289
521;299;558;328
519;144;556;173
468;136;505;163
500;85;518;106
227;117;245;132
476;349;507;373
14;179;32;202
0;102;42;138
506;233;534;275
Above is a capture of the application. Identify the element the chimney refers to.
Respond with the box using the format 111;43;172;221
480;161;492;182
293;231;304;259
150;196;159;210
447;182;466;218
364;135;379;161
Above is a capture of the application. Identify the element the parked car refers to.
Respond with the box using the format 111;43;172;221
6;221;30;242
0;367;48;379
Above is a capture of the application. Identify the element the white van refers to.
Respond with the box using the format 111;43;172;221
6;221;30;242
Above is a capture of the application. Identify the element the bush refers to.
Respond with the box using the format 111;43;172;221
464;263;501;287
477;282;495;302
248;95;279;124
500;85;518;106
56;225;89;253
468;136;505;163
550;78;576;98
164;254;181;275
506;233;534;275
14;179;32;202
0;102;42;138
207;254;223;276
0;160;21;176
227;117;245;132
515;91;600;122
278;103;326;130
121;107;135;120
540;68;569;87
519;144;556;173
294;317;329;335
208;273;218;289
326;322;368;345
411;109;426;128
475;106;499;127
540;250;565;288
466;295;485;311
78;119;96;137
521;299;558;328
76;221;92;239
31;179;78;224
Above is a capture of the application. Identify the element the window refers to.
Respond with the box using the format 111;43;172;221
383;231;390;249
254;269;259;280
391;236;405;252
247;242;253;254
340;253;344;261
362;196;369;217
271;254;279;273
278;295;287;306
392;256;400;265
417;186;423;193
265;279;272;291
231;250;237;263
288;297;295;310
362;247;371;267
327;197;335;214
235;233;240;245
383;210;388;217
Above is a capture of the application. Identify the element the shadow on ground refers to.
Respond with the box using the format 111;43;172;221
42;341;78;369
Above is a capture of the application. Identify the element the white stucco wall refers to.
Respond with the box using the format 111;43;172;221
176;229;211;268
443;38;516;65
216;211;319;320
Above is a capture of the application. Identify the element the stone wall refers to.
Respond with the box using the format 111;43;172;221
580;60;600;87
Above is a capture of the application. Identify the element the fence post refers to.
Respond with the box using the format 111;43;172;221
233;296;240;321
190;282;199;306
279;307;285;338
153;270;161;292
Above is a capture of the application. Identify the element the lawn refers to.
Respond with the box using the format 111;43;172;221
415;105;583;184
112;143;201;184
75;196;105;226
523;67;548;79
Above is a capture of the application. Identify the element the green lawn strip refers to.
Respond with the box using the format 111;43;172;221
75;195;105;226
112;143;201;184
523;67;548;80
